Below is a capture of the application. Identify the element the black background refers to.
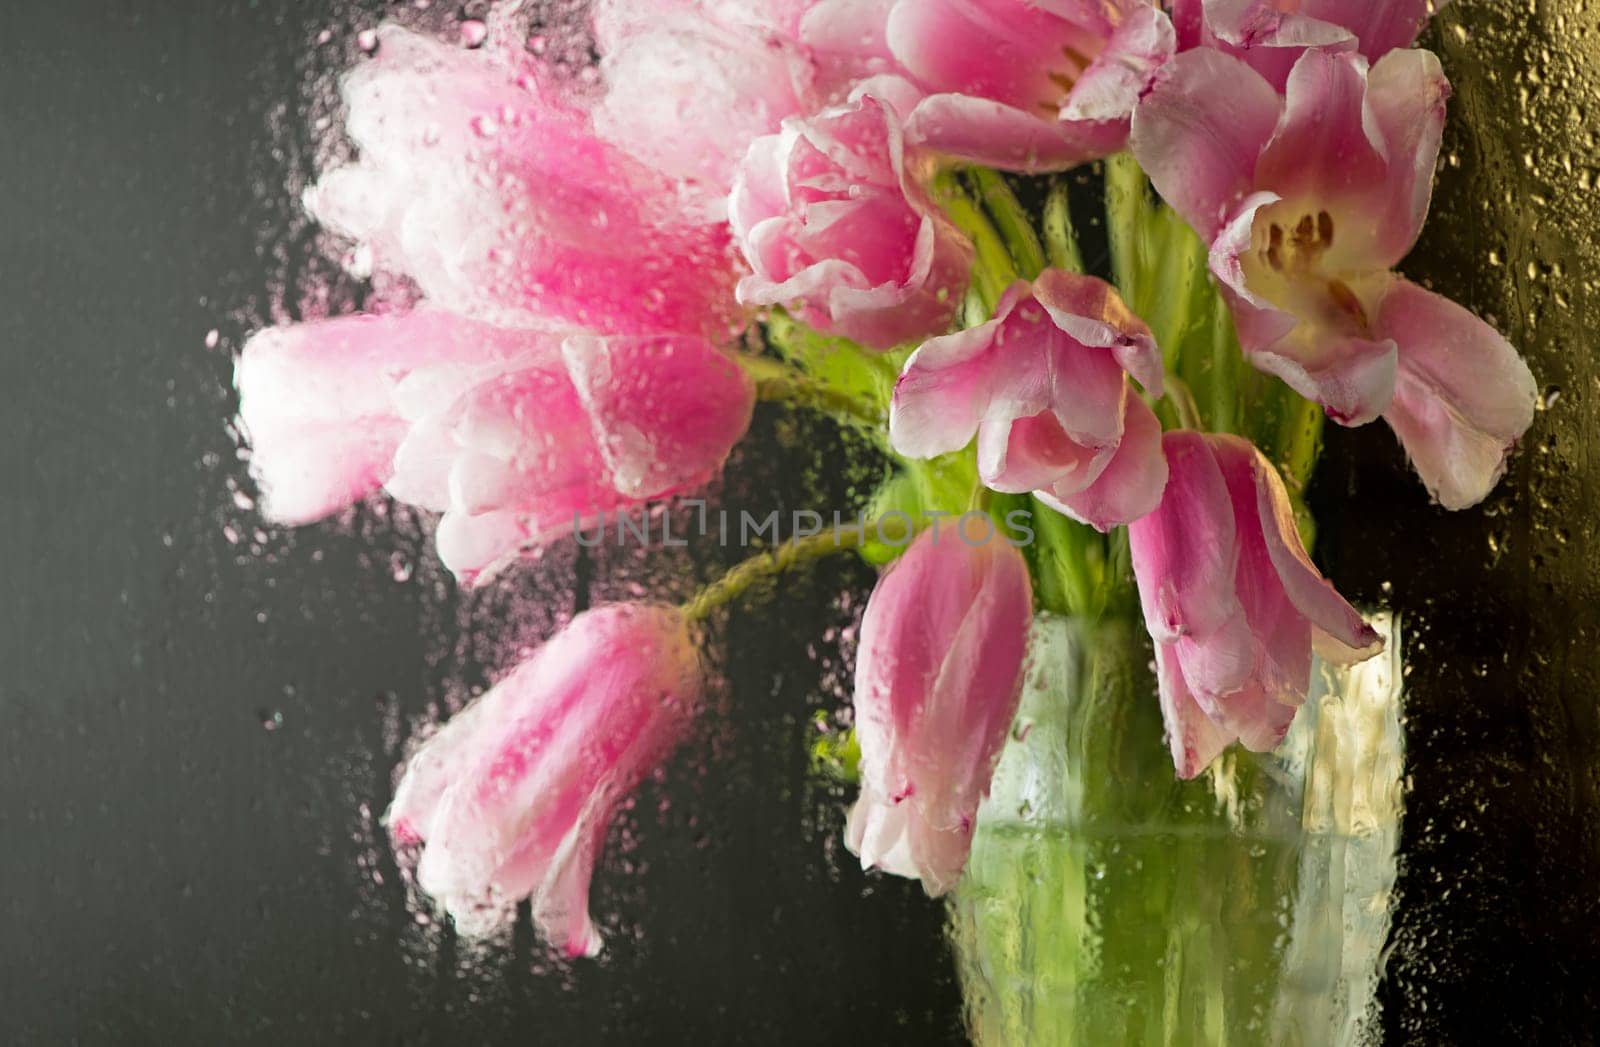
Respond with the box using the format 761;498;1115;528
3;1;1597;1045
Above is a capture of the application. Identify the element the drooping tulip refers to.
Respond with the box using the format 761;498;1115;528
729;76;973;350
236;310;755;583
1131;46;1536;508
387;603;703;955
892;0;1176;172
234;309;554;526
890;270;1169;529
1129;431;1383;778
847;526;1033;895
1169;0;1446;89
306;25;739;339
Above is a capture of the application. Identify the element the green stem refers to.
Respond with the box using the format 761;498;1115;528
968;168;1047;280
680;518;901;621
931;170;1016;312
738;355;888;431
1165;375;1205;432
1042;183;1084;274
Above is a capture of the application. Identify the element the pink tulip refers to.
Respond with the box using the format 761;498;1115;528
729;76;973;350
892;0;1176;172
591;0;817;216
847;527;1033;895
890;270;1169;529
235;309;554;526
1170;0;1446;89
387;604;703;955
1132;46;1536;508
237;310;755;583
1129;431;1383;778
306;25;738;340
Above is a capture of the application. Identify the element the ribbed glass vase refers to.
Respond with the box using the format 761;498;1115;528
951;612;1404;1046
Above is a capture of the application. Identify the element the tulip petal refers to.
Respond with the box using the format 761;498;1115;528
890;318;1006;459
1129;431;1241;644
1155;644;1234;780
907;92;1127;173
1364;48;1451;268
1038;389;1169;530
1060;6;1176;126
1255;49;1388;224
1034;268;1165;396
1131;48;1283;239
1220;436;1383;662
1376;279;1537;510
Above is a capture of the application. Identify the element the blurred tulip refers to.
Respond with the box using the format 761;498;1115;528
847;527;1033;895
388;603;703;955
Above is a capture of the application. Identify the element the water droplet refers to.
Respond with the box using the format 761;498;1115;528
260;710;284;732
357;29;379;54
459;19;487;48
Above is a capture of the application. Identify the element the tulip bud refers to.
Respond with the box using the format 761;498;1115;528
387;603;702;956
846;526;1033;895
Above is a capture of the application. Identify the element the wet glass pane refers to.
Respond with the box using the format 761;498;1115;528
3;2;1596;1044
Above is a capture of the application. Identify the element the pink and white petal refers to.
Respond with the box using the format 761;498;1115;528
1363;48;1451;268
1376;279;1537;510
1033;268;1164;394
1037;390;1169;530
800;0;903;95
1175;608;1257;707
1217;435;1383;662
1304;0;1439;56
846;792;922;883
1246;326;1398;427
907;93;1122;174
1129;431;1241;643
1155;643;1234;779
891;319;1007;459
1255;49;1388;219
885;0;1087;110
1208;679;1299;753
978;413;1105;494
1060;6;1177;125
434;509;544;586
247;423;407;525
1209;191;1289;318
388;698;500;845
1130;48;1283;239
529;790;614;958
563;335;754;500
1202;0;1357;50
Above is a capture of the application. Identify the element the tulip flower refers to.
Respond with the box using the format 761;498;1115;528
1170;0;1445;89
847;527;1034;895
729;76;973;350
1132;46;1536;508
236;311;755;583
890;270;1169;530
1129;431;1383;778
306;25;738;339
235;309;555;527
387;603;703;955
891;0;1176;172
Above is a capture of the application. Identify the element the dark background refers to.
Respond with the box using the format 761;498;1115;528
2;1;1596;1045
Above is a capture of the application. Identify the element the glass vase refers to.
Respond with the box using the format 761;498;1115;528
951;612;1404;1046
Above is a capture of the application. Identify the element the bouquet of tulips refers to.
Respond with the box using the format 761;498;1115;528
236;0;1533;964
